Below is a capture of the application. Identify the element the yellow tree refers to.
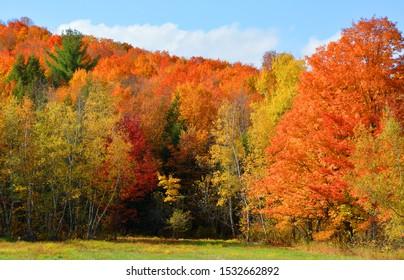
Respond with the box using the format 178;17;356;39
81;81;131;239
209;100;247;238
157;173;183;204
0;96;36;239
243;53;305;241
350;114;404;243
16;97;36;241
35;100;82;239
157;173;191;238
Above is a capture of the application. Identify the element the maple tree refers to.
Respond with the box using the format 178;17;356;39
244;53;306;242
256;17;404;244
109;115;158;236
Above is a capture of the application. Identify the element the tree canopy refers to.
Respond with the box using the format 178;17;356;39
46;29;99;87
0;17;402;247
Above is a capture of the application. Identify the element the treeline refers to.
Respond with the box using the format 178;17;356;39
0;17;402;247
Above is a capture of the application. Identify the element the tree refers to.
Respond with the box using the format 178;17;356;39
244;53;305;242
209;100;248;238
158;173;183;204
166;209;191;238
158;173;189;238
81;81;126;240
350;114;403;243
261;50;277;71
160;94;185;173
110;115;158;237
257;17;404;244
34;100;82;240
46;29;99;87
169;82;217;186
7;54;47;108
15;97;36;241
0;97;36;240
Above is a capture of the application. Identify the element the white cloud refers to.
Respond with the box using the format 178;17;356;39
56;20;279;67
301;32;341;57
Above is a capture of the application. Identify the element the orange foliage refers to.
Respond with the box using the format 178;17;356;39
257;17;404;237
55;69;88;104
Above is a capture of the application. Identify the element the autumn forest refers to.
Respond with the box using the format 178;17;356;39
0;16;402;248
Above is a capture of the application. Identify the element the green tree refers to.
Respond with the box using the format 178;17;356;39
46;29;99;87
167;209;191;238
7;54;47;109
160;94;185;172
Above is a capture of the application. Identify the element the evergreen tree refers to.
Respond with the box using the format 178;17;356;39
160;94;185;171
46;29;99;87
7;54;25;100
7;54;47;109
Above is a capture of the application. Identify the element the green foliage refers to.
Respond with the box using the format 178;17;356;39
46;29;99;87
7;54;47;108
163;94;185;148
160;94;185;171
166;209;191;238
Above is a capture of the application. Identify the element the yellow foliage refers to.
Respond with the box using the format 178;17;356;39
158;173;182;203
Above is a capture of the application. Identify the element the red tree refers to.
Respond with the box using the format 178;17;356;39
109;115;158;234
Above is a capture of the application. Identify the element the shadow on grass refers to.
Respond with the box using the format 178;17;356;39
116;237;249;248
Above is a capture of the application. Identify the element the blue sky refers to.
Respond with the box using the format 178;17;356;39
1;0;403;66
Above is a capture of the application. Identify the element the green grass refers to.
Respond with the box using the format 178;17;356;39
0;237;402;260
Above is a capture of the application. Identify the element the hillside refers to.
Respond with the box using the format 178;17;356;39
0;17;402;249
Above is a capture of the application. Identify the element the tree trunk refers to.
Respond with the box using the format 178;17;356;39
26;184;35;241
229;197;235;238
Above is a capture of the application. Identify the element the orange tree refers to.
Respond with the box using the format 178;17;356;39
257;17;404;244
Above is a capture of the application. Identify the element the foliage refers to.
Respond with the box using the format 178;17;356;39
0;17;402;247
7;54;47;108
256;17;404;246
46;29;99;87
350;115;404;243
166;209;191;238
158;173;183;204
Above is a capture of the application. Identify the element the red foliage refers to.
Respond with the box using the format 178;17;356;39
112;115;159;227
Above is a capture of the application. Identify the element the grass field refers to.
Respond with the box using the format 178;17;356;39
0;237;402;260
